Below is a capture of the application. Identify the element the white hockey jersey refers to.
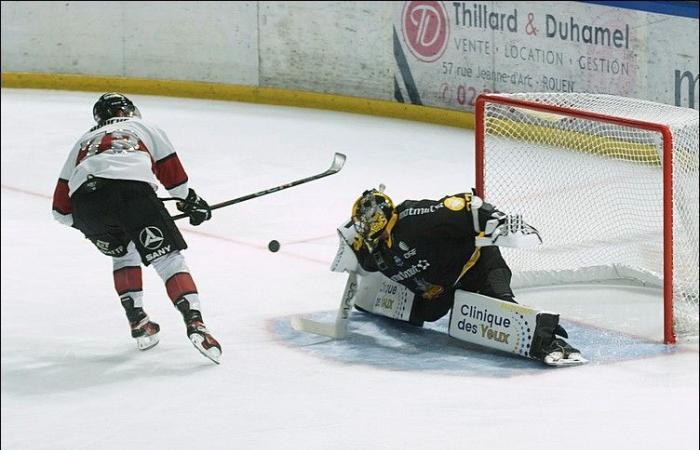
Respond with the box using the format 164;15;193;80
52;117;190;226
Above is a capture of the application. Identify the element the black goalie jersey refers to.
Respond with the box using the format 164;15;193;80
351;193;486;301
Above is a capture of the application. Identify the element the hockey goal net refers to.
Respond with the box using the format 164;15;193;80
476;93;699;343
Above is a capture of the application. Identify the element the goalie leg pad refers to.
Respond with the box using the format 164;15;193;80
353;272;415;323
449;290;539;358
449;291;587;366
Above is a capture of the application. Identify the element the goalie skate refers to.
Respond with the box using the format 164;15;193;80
187;320;222;364
130;317;160;351
542;338;588;367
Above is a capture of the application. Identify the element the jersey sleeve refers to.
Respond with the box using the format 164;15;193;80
147;124;190;199
439;193;479;236
51;142;81;227
400;193;479;239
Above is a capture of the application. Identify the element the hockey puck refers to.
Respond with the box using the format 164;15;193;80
268;240;280;253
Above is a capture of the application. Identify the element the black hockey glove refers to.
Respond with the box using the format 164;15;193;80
177;189;212;226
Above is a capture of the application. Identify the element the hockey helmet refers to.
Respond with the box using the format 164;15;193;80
93;93;141;125
351;186;395;248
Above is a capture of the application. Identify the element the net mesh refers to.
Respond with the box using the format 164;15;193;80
478;93;699;340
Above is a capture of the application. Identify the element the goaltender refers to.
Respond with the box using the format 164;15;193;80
332;186;587;367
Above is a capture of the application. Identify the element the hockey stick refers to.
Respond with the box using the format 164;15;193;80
290;272;358;339
290;316;346;339
170;152;346;221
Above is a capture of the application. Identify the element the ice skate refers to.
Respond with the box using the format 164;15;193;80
542;338;588;367
130;316;160;351
186;318;222;364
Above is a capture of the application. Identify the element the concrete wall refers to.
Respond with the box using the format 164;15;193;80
1;1;259;84
2;1;698;111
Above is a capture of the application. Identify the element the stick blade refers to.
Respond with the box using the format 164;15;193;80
291;315;346;339
329;152;347;173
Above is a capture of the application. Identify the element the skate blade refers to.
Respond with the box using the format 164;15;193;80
136;332;159;351
189;334;221;364
544;351;588;367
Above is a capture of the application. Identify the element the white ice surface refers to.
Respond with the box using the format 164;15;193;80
1;89;698;450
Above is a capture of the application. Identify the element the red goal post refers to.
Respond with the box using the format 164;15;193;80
475;92;699;344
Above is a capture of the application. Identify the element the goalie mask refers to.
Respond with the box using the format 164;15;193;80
93;93;141;126
351;187;395;250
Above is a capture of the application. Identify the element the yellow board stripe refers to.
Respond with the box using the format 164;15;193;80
1;72;474;130
486;117;662;165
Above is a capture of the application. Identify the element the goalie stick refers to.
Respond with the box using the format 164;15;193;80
168;152;347;220
291;272;358;339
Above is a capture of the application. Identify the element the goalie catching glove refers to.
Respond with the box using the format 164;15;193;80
470;196;542;248
177;188;212;226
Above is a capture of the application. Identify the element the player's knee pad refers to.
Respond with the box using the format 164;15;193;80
112;242;141;271
151;250;189;280
112;243;144;307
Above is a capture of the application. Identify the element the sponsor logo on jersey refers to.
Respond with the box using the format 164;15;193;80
393;255;405;267
390;259;430;282
139;226;164;250
443;196;466;211
398;204;443;219
397;241;417;259
416;259;430;270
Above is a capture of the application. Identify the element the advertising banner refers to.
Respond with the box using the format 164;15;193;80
393;1;699;110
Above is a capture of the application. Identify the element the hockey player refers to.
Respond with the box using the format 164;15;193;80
51;93;221;363
339;186;585;366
